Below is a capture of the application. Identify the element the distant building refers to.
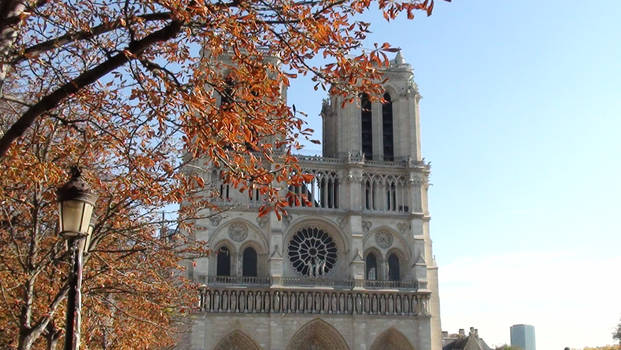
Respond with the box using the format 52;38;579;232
510;324;536;350
442;327;493;350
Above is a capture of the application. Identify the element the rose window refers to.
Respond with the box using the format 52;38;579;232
288;227;337;276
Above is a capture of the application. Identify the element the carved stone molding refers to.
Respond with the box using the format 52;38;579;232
282;213;293;228
409;176;425;185
256;215;269;229
375;232;393;249
362;220;372;233
345;170;363;184
337;216;347;229
228;222;248;242
397;222;409;234
345;151;365;163
412;220;423;236
286;319;349;350
370;328;416;350
416;253;425;264
350;248;364;264
199;288;429;317
213;330;261;350
270;244;282;258
209;215;223;226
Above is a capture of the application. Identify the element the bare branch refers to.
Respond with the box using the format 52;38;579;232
11;12;173;65
0;18;183;158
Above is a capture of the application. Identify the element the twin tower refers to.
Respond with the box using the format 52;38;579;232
181;52;442;350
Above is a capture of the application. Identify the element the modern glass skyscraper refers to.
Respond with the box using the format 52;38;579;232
510;324;536;350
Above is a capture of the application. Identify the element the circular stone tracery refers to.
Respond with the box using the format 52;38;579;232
288;227;337;277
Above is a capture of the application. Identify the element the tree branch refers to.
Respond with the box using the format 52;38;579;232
0;18;183;158
11;12;172;65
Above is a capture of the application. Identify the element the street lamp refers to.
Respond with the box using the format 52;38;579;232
57;166;97;350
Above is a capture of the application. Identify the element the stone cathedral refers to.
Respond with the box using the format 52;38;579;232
179;53;442;350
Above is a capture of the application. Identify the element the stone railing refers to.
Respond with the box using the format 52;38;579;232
296;155;343;165
198;287;430;317
362;280;418;290
204;276;417;291
280;277;354;289
207;154;428;212
296;154;430;170
206;275;271;287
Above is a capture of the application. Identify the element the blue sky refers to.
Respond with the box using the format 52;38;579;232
288;0;621;348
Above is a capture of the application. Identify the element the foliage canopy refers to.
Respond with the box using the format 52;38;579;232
0;0;444;349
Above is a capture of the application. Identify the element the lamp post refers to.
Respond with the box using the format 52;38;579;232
57;166;97;350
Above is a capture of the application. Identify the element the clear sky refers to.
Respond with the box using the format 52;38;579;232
287;1;621;349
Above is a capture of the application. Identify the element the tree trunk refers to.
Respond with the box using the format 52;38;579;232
45;320;61;350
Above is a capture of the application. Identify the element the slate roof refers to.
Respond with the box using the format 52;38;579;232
443;329;493;350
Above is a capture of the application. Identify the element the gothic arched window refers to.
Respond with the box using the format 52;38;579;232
382;93;394;161
386;182;396;211
361;93;373;160
242;247;258;277
217;246;231;276
365;181;371;210
366;253;377;280
388;253;400;281
217;170;230;200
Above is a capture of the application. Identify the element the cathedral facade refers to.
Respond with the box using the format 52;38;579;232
180;53;441;350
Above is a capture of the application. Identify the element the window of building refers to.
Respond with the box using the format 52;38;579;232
386;182;396;211
361;93;373;160
382;93;394;161
242;247;258;277
219;183;230;200
216;246;231;276
365;181;371;210
388;253;400;281
366;253;377;280
216;170;230;200
288;227;337;277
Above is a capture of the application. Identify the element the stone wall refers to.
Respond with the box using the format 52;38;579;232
181;313;431;350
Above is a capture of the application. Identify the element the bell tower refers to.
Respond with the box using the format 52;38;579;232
322;52;423;163
321;51;442;350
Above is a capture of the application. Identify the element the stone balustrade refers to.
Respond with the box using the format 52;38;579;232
280;277;354;289
198;287;430;317
207;275;271;287
296;154;430;169
208;154;429;214
362;279;418;289
203;277;418;291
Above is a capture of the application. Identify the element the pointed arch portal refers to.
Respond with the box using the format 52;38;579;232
286;319;350;350
213;330;261;350
370;328;415;350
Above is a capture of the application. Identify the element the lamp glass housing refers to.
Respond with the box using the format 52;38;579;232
59;199;94;237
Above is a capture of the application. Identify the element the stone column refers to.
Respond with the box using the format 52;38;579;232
408;170;424;214
411;93;422;161
267;213;284;286
372;100;382;160
350;216;365;289
393;93;405;159
428;262;442;350
412;236;428;291
344;161;363;211
338;96;362;156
